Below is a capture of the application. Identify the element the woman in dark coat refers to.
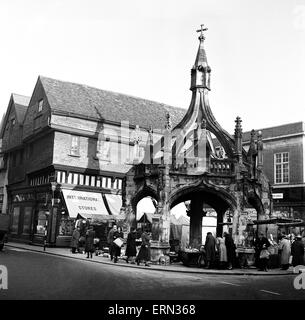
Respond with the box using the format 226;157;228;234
224;232;236;270
204;232;216;269
126;227;138;263
254;232;270;271
291;235;305;267
113;227;124;263
136;229;151;266
70;227;80;254
85;226;95;259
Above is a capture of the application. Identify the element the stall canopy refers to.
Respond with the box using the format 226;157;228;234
251;217;303;225
62;189;123;220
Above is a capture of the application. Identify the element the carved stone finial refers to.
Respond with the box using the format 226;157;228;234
165;112;172;130
257;130;263;151
234;116;242;137
250;129;255;140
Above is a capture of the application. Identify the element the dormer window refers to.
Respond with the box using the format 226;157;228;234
38;99;43;112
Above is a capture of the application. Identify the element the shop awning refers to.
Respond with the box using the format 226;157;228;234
62;189;109;218
103;194;122;215
77;213;125;221
251;217;303;225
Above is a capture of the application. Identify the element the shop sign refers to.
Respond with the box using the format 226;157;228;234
62;189;108;218
272;193;283;199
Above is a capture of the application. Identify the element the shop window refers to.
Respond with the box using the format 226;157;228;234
96;177;101;187
22;207;32;234
61;171;66;184
58;215;74;236
70;135;80;156
36;211;48;235
11;207;20;234
274;152;289;184
85;175;90;186
90;176;96;187
67;173;72;184
102;177;107;188
73;173;79;185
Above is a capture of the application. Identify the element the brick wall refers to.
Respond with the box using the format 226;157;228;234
262;136;304;185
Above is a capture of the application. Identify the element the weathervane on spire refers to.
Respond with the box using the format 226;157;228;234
196;24;208;40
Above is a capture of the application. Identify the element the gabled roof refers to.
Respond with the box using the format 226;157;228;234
39;76;186;129
0;93;30;138
12;94;30;124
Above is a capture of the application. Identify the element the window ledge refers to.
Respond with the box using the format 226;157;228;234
68;154;80;158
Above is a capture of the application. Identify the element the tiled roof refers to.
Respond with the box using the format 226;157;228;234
12;93;30;124
212;122;305;147
40;76;186;129
243;122;304;142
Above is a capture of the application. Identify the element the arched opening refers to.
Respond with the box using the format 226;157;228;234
131;186;159;231
169;184;235;249
136;196;157;232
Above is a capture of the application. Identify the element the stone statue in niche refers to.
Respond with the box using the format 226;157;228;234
217;146;225;159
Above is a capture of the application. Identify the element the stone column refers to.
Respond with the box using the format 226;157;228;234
216;208;226;237
150;165;171;264
187;198;205;247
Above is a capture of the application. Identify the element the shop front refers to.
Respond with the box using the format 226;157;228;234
7;184;124;247
56;188;123;247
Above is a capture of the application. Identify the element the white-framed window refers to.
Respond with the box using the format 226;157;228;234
274;152;289;184
70;135;80;156
38;99;43;112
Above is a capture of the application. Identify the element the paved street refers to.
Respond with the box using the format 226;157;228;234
0;246;305;300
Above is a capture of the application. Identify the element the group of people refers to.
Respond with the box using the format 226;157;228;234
107;225;151;266
70;225;97;259
204;232;236;269
254;232;305;271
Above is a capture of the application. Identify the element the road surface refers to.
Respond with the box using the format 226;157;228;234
0;247;304;300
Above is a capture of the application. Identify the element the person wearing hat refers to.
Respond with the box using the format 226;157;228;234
254;232;270;271
291;235;305;267
279;235;291;270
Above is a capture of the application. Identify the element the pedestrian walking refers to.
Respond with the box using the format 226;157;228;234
70;227;80;254
136;229;151;266
279;235;291;270
254;232;270;271
125;227;138;263
224;232;236;270
113;226;124;263
216;236;227;269
291;235;304;267
85;225;95;259
107;224;117;261
204;232;216;269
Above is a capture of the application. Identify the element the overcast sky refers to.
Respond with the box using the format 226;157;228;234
0;0;304;133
